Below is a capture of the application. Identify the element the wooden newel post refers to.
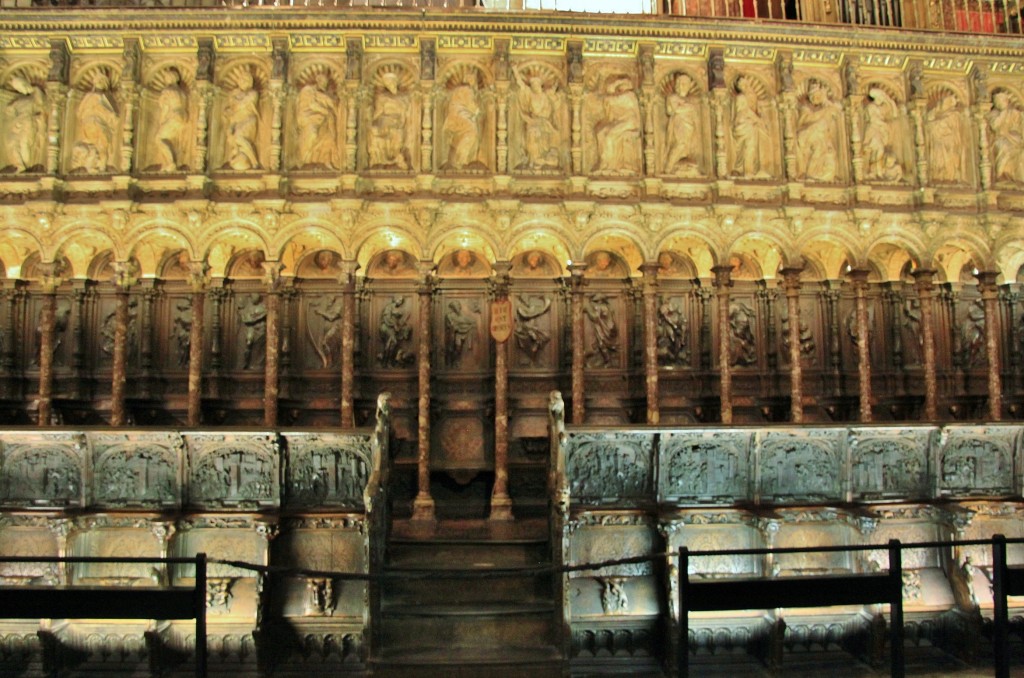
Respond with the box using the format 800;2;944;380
888;539;904;678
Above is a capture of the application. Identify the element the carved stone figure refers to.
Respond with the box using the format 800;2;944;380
149;68;189;172
862;87;903;182
663;73;701;177
731;76;772;179
957;299;985;368
795;79;841;182
584;293;618;367
513;69;562;171
2;75;45;173
515;249;557;277
927;92;965;183
988;89;1024;184
172;297;192;368
514;294;551;365
368;72;410;170
222;68;260;171
656;298;688;366
378;296;414;367
593;75;642;174
444;300;476;367
309;295;343;369
442;73;484;170
295;72;340;170
237;292;267;370
71;72;119;173
728;301;757;366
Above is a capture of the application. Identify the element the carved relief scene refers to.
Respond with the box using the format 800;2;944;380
510;61;568;174
658;69;710;178
437;62;493;173
727;71;779;180
583;67;643;176
0;64;47;174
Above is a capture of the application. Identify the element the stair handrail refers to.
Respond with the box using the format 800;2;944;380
548;390;570;663
365;391;391;662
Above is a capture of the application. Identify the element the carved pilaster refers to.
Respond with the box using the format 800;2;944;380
187;262;208;427
912;269;938;421
974;89;993;192
713;264;733;424
138;282;158;398
263;261;283;427
37;263;63;426
420;85;434;175
710;89;729;180
849;268;873;422
206;283;226;396
69;283;88;398
909;75;928;186
339;260;358;428
976;270;1002;421
496;81;509;175
779;90;798;181
412;262;436;523
882;282;905;396
110;261;138;427
568;262;588;424
119;39;140;174
345;84;358;172
781;267;803;423
640;262;659;424
569;84;584;176
278;281;296;398
45;39;67;175
490;261;513;522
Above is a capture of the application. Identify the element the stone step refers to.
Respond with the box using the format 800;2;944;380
371;645;564;678
383;568;552;605
380;603;556;651
387;539;549;570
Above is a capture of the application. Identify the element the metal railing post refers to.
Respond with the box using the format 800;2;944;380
888;539;904;678
678;546;688;678
993;534;1009;678
195;552;207;678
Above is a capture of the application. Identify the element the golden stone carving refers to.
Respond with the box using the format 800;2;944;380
730;74;776;179
661;70;705;178
140;64;192;173
586;71;642;176
438;62;491;172
366;64;416;172
290;65;343;171
1;72;46;174
69;66;121;174
510;62;566;173
988;88;1024;185
219;66;263;171
795;77;844;183
862;84;910;183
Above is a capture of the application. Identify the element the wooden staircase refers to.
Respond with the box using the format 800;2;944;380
371;518;564;677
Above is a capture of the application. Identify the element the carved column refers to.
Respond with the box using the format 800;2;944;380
118;41;139;174
845;65;864;184
496;81;509;175
910;97;929;187
37;264;62;426
412;263;436;522
269;40;287;172
976;270;1003;421
339;260;358;428
45;39;67;175
781;267;804;423
569;83;584;175
194;40;214;173
345;85;359;173
713;265;734;424
974;91;993;191
640;262;660;424
912;269;938;421
779;91;797;181
263;262;283;427
710;89;729;179
569;263;588;424
490;262;513;522
822;281;843;397
849;268;873;422
69;283;88;400
138;283;157;398
420;86;434;174
187;263;208;427
110;262;136;427
0;285;18;376
206;283;225;398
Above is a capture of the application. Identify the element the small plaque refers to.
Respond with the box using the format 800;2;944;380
490;298;513;342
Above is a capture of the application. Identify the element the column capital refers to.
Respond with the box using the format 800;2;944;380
188;261;210;293
113;260;139;292
847;267;871;288
975;270;1001;296
262;260;284;291
38;261;64;294
779;266;803;292
911;268;937;291
639;261;661;285
711;264;733;289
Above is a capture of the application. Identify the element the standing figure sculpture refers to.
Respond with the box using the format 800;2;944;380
222;69;260;171
593;76;642;174
368;72;410;171
71;72;119;173
237;293;267;370
656;298;688;366
862;88;903;182
444;300;476;367
378;296;413;367
663;72;701;176
927;92;965;184
514;294;552;365
729;302;757;366
731;76;772;179
295;72;340;170
309;296;344;369
513;69;562;171
2;75;45;173
584;294;619;367
442;74;483;170
988;90;1024;184
172;298;192;368
795;80;841;182
150;68;189;172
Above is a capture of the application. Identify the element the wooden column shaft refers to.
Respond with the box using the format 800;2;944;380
37;292;56;426
110;289;130;427
850;269;873;423
187;291;205;427
640;263;660;425
781;267;803;423
913;270;938;421
713;265;733;425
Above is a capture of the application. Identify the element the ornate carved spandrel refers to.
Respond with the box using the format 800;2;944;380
437;62;492;173
937;425;1019;497
0;515;60;584
284;433;372;510
565;432;654;506
567;513;655;577
364;63;417;172
756;429;844;503
987;88;1024;186
583;70;642;176
658;430;752;504
861;82;913;183
288;63;344;171
0;431;84;507
658;69;707;178
88;431;182;508
67;64;123;174
139;64;194;173
794;77;845;183
848;427;935;501
1;70;47;174
183;433;280;509
728;73;778;180
925;85;970;185
509;61;568;174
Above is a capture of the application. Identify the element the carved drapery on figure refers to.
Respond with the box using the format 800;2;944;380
861;84;910;182
142;66;191;173
583;293;618;368
728;301;757;366
219;66;262;171
511;63;566;173
237;292;267;370
443;299;477;367
366;65;415;171
661;71;704;178
290;66;342;171
70;67;121;174
378;295;415;368
795;78;843;183
730;75;774;179
988;88;1024;185
2;73;46;173
656;296;689;366
439;64;489;172
514;294;552;366
586;72;642;175
926;88;968;184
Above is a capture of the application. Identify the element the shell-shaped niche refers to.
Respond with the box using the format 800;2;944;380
0;62;48;174
658;69;709;178
793;75;847;184
582;68;642;176
436;61;493;173
138;62;197;173
861;80;913;184
363;61;419;173
212;61;272;172
67;63;124;175
727;72;779;181
509;60;569;175
288;61;345;172
924;82;971;185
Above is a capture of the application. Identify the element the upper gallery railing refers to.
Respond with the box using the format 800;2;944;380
5;0;1022;36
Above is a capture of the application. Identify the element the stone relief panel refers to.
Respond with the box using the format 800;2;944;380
284;433;371;509
67;63;124;174
236;292;268;371
664;517;763;578
954;297;986;368
727;72;779;180
925;83;971;185
565;432;654;505
0;64;47;174
937;425;1018;496
212;61;271;172
568;513;655;576
728;298;758;367
362;62;418;172
987;86;1024;186
305;293;344;370
138;61;195;173
436;61;493;173
0;515;60;584
657;69;709;178
757;429;843;503
90;431;182;508
794;75;846;183
772;509;858;574
659;430;752;504
438;293;484;369
512;293;555;368
287;62;344;171
860;81;913;183
373;293;416;369
583;67;642;176
510;61;568;174
583;292;621;369
69;517;165;584
0;432;84;507
849;427;934;501
656;294;691;367
184;433;280;509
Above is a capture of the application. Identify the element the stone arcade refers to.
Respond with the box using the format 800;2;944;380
1;0;1024;674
